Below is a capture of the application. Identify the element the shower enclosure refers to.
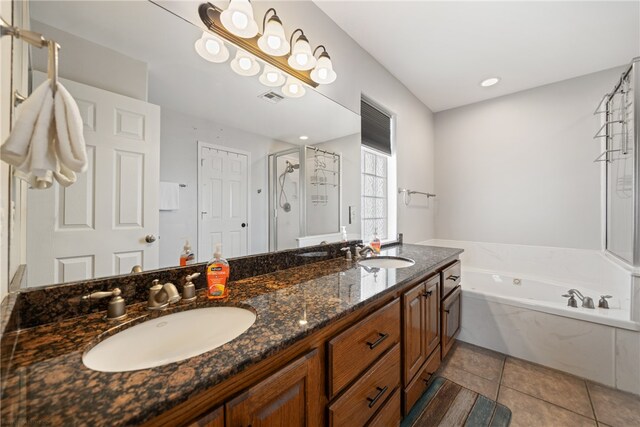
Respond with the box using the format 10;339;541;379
596;57;639;266
269;146;342;251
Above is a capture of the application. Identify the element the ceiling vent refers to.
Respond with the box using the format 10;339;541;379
258;91;284;104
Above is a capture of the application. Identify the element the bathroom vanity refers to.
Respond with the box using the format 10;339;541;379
0;243;462;426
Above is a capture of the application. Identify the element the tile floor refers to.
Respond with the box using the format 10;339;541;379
436;341;640;427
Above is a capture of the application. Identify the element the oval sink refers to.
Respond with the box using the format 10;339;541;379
83;307;256;372
359;256;415;269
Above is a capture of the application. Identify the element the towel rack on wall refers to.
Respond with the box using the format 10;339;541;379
1;18;60;102
398;188;436;206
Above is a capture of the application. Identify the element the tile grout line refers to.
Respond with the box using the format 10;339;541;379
497;355;507;401
584;381;600;424
499;384;599;422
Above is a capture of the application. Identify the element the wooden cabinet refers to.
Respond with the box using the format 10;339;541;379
328;299;400;398
442;286;461;358
403;345;441;415
368;386;401;427
226;349;321;427
402;275;440;386
189;406;224;427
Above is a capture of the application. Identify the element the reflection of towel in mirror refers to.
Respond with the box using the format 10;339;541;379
0;80;87;189
159;182;180;210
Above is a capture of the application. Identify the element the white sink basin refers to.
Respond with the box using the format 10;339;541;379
82;307;256;372
359;256;415;269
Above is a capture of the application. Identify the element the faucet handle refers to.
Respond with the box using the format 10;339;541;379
150;279;161;289
599;295;612;309
83;287;121;301
185;272;201;282
82;288;126;320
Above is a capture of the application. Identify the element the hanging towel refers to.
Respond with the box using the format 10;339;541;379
1;80;87;189
159;182;180;210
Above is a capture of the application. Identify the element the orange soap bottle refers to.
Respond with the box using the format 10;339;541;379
206;244;230;299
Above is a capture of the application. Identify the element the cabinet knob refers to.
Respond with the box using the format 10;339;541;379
422;290;433;298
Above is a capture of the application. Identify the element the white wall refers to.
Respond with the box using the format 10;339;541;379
30;20;148;101
434;67;625;250
159;107;294;266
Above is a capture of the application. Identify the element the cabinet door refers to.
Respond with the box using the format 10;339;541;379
226;349;321;427
402;282;426;385
442;286;461;358
425;276;440;357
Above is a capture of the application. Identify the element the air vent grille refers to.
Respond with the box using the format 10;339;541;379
259;91;284;104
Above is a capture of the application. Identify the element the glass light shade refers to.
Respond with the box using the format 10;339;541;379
230;50;260;76
282;76;306;98
258;65;286;87
220;0;258;38
194;32;229;63
310;55;337;84
287;37;316;71
257;18;290;56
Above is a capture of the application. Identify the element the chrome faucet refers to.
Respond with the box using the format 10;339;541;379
147;279;181;310
567;289;595;309
355;244;375;260
82;288;126;320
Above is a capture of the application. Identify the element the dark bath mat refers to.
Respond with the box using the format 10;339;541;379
402;377;512;427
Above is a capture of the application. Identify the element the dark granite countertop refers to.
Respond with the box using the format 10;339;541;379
0;244;462;426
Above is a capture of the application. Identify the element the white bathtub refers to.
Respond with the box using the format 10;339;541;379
420;239;640;396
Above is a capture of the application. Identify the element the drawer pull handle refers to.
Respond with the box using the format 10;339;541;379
447;275;460;281
422;290;433;298
367;386;388;408
422;372;434;384
444;309;450;314
366;332;389;349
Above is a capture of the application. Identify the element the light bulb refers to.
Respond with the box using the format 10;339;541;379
230;50;260;76
267;35;281;50
258;65;285;87
282;76;305;98
194;32;229;63
220;0;258;38
310;53;337;84
295;53;308;66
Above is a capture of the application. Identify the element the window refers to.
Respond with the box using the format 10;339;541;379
360;97;395;242
361;148;389;240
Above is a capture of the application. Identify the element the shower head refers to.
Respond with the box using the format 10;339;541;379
285;160;300;173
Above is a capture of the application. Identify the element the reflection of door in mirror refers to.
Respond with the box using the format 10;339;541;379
198;143;249;261
26;73;160;287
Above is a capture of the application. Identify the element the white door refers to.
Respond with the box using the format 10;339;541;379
198;143;249;260
26;74;160;286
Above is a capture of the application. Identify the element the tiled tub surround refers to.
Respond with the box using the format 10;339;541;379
0;244;463;425
421;239;640;396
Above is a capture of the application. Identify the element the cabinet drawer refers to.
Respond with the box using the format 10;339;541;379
328;299;400;397
441;261;461;298
442;286;461;359
367;386;401;427
328;344;401;427
403;345;441;416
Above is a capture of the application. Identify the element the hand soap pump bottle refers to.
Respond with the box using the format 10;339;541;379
371;230;381;254
206;244;230;300
341;226;348;242
180;240;195;266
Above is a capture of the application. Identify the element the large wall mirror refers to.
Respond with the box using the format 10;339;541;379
16;0;360;288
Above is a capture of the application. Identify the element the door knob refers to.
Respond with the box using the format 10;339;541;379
145;235;157;243
241;223;247;228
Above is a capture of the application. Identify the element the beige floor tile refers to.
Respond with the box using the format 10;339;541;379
439;364;499;400
443;341;505;382
501;357;594;418
498;386;597;427
588;382;640;427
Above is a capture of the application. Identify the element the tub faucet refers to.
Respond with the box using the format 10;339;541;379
562;293;578;308
148;279;181;310
598;295;612;309
568;289;595;309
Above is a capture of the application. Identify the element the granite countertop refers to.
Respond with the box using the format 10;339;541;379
0;244;462;426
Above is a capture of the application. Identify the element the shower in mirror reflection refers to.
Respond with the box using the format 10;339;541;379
278;160;299;213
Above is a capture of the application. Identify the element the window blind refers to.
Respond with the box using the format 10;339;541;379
361;99;392;155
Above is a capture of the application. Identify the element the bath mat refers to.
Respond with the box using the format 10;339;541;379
401;377;512;427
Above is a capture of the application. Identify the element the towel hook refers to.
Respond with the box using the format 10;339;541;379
1;18;59;95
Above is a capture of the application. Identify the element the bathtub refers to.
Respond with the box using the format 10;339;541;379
420;239;640;396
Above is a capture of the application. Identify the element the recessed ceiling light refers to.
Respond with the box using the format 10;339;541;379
299;135;309;140
480;77;501;87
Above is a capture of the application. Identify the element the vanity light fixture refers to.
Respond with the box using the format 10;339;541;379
480;77;501;87
310;45;336;84
230;50;260;76
259;64;286;87
288;29;316;71
282;76;305;98
220;0;258;39
194;32;229;63
257;8;289;57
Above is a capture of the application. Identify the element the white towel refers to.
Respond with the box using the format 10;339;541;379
159;182;180;210
0;80;87;189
